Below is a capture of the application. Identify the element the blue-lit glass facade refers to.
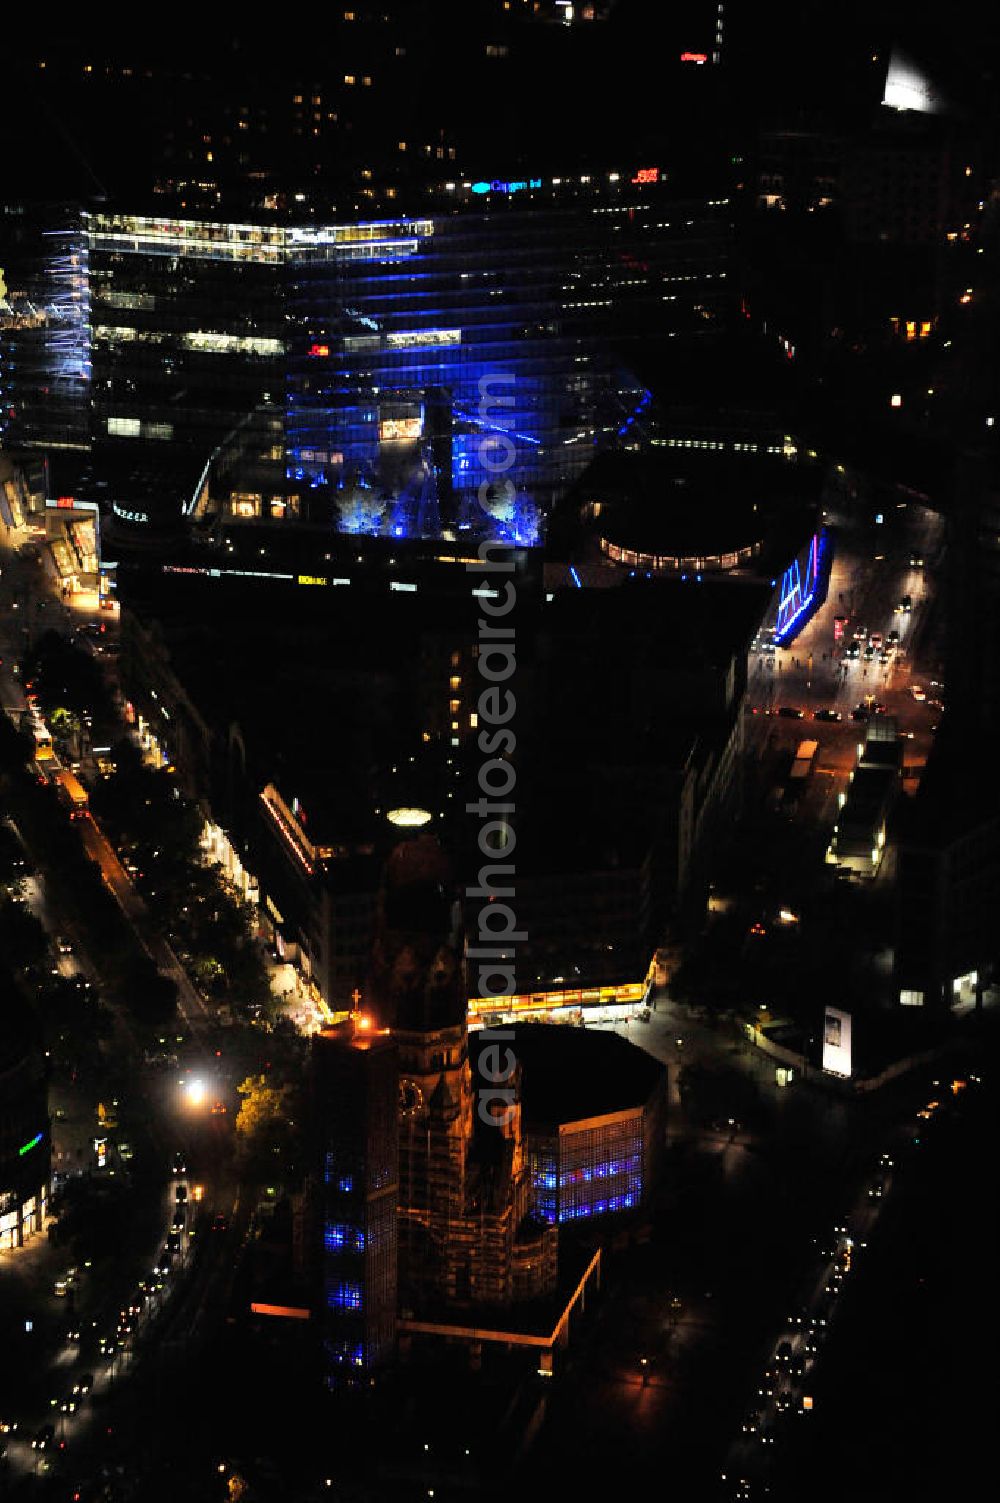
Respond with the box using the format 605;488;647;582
283;203;695;545
528;1112;645;1224
313;1034;398;1386
15;187;730;543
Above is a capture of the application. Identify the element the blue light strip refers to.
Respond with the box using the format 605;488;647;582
773;529;831;646
569;565;582;588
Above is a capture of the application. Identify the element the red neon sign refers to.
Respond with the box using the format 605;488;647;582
56;496;75;508
631;167;659;185
680;51;708;63
308;343;330;358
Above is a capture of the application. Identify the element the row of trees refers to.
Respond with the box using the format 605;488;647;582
90;740;276;1022
0;714;179;1027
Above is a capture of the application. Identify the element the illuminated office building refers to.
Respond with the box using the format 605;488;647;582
13;176;730;547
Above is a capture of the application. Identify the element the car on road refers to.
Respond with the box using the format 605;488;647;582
73;1374;93;1395
868;1178;885;1199
59;1394;80;1414
56;934;72;954
167;1231;181;1253
847;641;861;660
171;1151;187;1176
814;708;841;722
171;1211;185;1232
775;1340;794;1364
211;1100;227;1114
54;1268;78;1297
742;1409;762;1434
211;1213;230;1233
911;684;926;701
32;1424;55;1450
863;644;875;660
777;706;804;719
175;1184;188;1203
910;553;924;567
851;706;870;722
896;594;912;613
776;1391;793;1413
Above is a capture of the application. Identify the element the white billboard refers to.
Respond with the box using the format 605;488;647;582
882;51;943;115
822;1007;852;1078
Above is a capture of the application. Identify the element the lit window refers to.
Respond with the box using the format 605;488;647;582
900;989;924;1006
327;1282;362;1310
107;416;141;437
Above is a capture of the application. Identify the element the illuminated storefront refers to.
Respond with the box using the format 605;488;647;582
468;977;651;1027
0;1025;50;1252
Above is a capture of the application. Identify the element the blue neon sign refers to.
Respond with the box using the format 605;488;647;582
471;178;543;195
774;530;831;645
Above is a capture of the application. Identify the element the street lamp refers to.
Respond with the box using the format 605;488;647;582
184;1078;206;1108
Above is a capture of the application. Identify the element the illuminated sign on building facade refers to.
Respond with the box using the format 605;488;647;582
773;529;830;645
822;1007;852;1077
470;178;543;195
112;503;150;524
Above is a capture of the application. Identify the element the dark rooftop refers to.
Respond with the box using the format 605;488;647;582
502;1024;665;1127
